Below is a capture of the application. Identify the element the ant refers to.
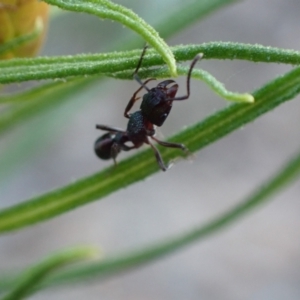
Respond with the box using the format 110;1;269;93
94;47;203;171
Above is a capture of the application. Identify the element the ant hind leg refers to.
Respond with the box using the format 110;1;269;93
147;138;171;171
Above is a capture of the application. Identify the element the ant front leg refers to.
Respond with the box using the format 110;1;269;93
124;78;155;118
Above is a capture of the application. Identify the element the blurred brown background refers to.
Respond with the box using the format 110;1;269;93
1;0;300;299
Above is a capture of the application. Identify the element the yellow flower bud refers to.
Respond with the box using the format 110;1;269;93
0;0;49;59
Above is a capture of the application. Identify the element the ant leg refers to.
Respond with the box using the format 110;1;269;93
172;53;204;101
147;138;170;171
96;124;126;133
133;74;152;93
111;143;120;166
151;136;190;155
124;78;156;118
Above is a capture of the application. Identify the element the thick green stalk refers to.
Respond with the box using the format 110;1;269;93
0;43;299;84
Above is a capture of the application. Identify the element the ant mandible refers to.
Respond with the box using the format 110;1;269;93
94;47;203;171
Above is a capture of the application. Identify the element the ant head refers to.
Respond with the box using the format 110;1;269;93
140;80;178;127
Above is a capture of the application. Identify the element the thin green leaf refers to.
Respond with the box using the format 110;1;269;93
43;0;177;76
0;78;100;183
0;81;73;104
0;78;96;135
0;17;43;56
0;63;300;233
1;247;99;300
157;0;239;38
176;67;254;103
0;61;254;107
110;0;238;50
112;65;254;103
0;43;299;84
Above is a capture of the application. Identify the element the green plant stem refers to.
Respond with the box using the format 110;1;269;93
112;66;254;103
0;78;96;136
39;147;300;287
104;0;237;51
157;0;238;38
43;0;177;76
0;17;43;56
0;43;299;84
1;247;99;300
0;63;300;233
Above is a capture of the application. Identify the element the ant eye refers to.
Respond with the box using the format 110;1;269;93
162;113;168;118
94;133;114;160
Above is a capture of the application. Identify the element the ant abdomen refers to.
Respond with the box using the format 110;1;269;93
94;133;115;160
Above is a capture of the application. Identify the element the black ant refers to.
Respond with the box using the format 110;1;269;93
94;47;203;171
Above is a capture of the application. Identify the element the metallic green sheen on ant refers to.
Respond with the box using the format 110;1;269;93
94;47;203;171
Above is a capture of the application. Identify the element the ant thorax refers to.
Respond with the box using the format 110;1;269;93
127;111;154;147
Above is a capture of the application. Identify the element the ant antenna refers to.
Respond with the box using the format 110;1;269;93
172;53;204;101
133;45;151;92
133;45;148;75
